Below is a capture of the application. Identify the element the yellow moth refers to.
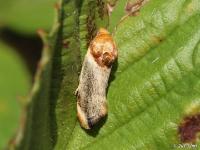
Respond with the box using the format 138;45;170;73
76;28;118;129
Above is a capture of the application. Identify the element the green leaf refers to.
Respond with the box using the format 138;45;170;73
0;42;30;149
0;0;57;34
16;0;200;150
66;0;200;149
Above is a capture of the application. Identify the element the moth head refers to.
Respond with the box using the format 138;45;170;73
90;28;117;67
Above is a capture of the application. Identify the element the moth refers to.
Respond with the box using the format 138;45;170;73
76;28;117;129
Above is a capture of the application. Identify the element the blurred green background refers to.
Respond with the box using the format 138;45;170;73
0;0;56;149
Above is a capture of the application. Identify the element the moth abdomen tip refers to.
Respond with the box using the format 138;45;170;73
87;114;107;129
87;117;94;129
77;102;108;129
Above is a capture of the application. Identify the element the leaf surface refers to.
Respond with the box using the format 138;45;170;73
17;0;200;150
0;0;57;34
0;42;30;149
66;0;200;149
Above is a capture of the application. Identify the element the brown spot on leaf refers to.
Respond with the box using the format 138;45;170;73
151;36;164;44
179;114;200;143
125;0;149;16
62;40;70;49
107;3;114;15
54;2;61;10
106;0;118;15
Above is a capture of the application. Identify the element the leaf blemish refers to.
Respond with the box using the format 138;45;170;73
54;2;61;11
125;0;149;16
179;113;200;143
62;40;70;49
107;0;118;15
107;3;114;15
151;36;164;44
